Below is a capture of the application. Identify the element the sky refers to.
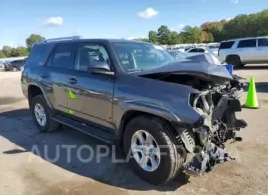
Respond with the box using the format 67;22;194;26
0;0;267;48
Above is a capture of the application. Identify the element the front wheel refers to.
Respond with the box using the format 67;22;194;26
123;115;185;185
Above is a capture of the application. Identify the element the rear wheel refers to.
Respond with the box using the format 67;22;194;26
226;55;242;68
12;67;18;71
31;95;59;132
123;115;185;185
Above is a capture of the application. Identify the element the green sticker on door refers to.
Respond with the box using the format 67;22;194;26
66;109;74;115
68;90;77;99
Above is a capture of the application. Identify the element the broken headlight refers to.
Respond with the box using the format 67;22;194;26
196;126;209;145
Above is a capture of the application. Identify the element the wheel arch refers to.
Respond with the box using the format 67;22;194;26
117;102;198;153
225;54;241;62
117;107;179;147
28;84;53;109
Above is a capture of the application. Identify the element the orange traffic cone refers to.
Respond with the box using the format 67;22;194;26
244;76;259;109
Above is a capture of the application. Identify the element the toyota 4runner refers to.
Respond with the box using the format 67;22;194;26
21;36;247;185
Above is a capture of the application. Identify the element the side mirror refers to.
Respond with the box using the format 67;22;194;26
88;62;114;75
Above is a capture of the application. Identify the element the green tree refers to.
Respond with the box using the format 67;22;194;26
169;31;182;44
200;21;225;42
157;25;172;44
133;38;150;42
26;34;45;50
16;47;29;56
148;30;158;43
182;26;202;43
208;32;214;42
2;46;12;57
10;48;19;57
0;50;6;58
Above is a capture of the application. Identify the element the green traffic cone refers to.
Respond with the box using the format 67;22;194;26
244;76;259;109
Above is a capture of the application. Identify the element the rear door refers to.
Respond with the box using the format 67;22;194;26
236;39;257;62
45;42;77;113
257;38;268;61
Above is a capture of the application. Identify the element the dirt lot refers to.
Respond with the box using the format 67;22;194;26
1;65;268;195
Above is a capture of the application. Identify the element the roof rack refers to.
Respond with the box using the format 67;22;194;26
43;36;81;42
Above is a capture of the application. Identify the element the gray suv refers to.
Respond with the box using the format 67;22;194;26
21;36;247;185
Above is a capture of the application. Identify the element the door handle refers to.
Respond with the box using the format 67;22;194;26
40;73;49;78
68;77;77;84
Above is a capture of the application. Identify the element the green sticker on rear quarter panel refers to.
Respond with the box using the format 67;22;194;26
68;90;77;99
68;109;74;115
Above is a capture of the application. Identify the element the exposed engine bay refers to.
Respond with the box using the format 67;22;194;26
142;72;248;176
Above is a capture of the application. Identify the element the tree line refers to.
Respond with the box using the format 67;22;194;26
1;9;267;59
0;34;45;59
135;9;268;45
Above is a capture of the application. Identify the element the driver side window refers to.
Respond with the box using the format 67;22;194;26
74;43;110;72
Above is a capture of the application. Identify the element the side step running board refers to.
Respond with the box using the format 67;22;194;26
52;115;117;144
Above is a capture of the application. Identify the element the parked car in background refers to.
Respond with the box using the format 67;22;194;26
207;45;220;55
4;59;26;71
186;47;219;56
167;50;189;60
3;60;11;71
0;60;4;69
185;47;210;56
218;36;268;68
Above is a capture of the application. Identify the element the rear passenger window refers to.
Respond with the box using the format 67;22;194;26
51;43;76;69
219;41;235;49
27;44;54;66
258;38;268;47
237;39;256;48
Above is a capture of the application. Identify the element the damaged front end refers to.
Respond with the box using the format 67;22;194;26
136;61;248;176
182;76;247;176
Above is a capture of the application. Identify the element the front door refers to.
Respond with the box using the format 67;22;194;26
66;42;115;130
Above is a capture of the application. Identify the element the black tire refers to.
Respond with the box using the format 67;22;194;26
30;95;59;132
123;115;184;185
226;55;242;68
12;67;18;71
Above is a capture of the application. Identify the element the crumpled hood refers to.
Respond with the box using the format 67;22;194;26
133;61;233;82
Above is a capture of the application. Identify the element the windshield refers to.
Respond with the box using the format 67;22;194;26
113;42;175;72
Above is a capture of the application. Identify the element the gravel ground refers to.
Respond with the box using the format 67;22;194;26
0;65;268;195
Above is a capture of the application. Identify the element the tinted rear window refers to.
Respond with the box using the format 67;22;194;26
258;38;268;47
237;39;256;48
27;43;54;66
219;41;235;49
50;43;76;70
